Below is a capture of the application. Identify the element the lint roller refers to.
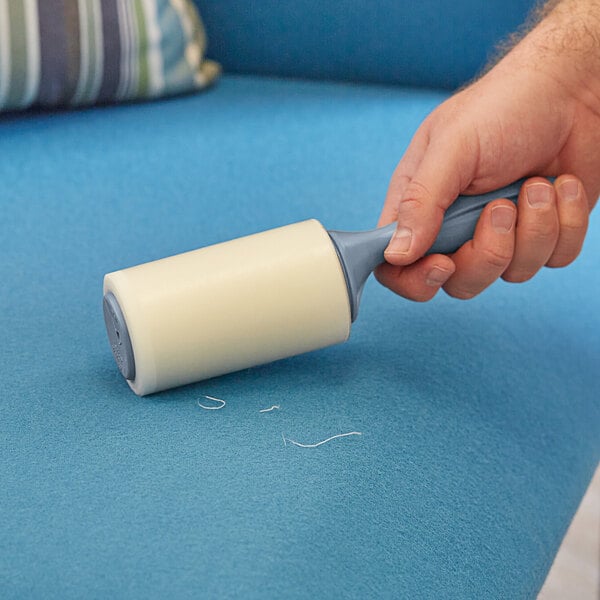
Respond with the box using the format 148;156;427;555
104;179;527;395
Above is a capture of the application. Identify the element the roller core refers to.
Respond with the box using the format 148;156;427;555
103;292;135;380
103;219;352;396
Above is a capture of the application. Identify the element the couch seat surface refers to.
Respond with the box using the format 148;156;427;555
1;75;598;599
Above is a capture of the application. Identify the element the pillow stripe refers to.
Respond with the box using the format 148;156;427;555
63;0;81;103
73;0;103;105
96;0;120;102
0;0;11;107
124;0;138;99
115;0;129;100
6;0;28;109
133;0;149;98
0;0;218;112
87;0;105;103
38;0;69;106
143;0;165;98
22;0;40;106
116;0;138;100
71;0;88;103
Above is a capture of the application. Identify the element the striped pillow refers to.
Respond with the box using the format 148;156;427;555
0;0;220;111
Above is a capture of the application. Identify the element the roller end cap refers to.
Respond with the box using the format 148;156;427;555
103;292;136;381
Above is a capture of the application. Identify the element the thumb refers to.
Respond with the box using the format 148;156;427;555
384;135;475;265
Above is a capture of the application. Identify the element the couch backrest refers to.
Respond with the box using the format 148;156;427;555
195;0;537;89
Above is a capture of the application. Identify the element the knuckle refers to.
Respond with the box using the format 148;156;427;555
558;219;588;235
398;196;427;213
399;178;452;222
480;245;513;269
409;291;436;303
521;220;559;243
373;269;388;287
443;285;477;300
546;251;578;269
502;269;534;284
389;173;412;196
545;258;570;269
402;180;432;204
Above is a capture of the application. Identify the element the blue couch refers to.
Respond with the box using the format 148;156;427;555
1;1;598;598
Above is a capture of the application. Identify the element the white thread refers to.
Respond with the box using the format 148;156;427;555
197;395;226;410
282;432;362;448
259;405;280;413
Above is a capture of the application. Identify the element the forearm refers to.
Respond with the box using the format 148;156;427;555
500;0;600;114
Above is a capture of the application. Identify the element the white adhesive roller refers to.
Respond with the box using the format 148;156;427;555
103;179;532;395
103;220;351;395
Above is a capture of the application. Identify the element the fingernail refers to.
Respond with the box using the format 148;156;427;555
386;226;412;255
491;205;515;233
559;179;579;201
526;183;552;208
426;266;452;287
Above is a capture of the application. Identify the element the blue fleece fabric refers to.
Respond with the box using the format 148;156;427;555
0;76;598;599
196;0;535;89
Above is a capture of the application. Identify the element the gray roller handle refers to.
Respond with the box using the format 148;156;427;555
329;178;540;321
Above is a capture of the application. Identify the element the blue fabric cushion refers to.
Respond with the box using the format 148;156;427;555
195;0;536;89
1;75;598;599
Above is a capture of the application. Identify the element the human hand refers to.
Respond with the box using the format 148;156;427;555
376;1;599;301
